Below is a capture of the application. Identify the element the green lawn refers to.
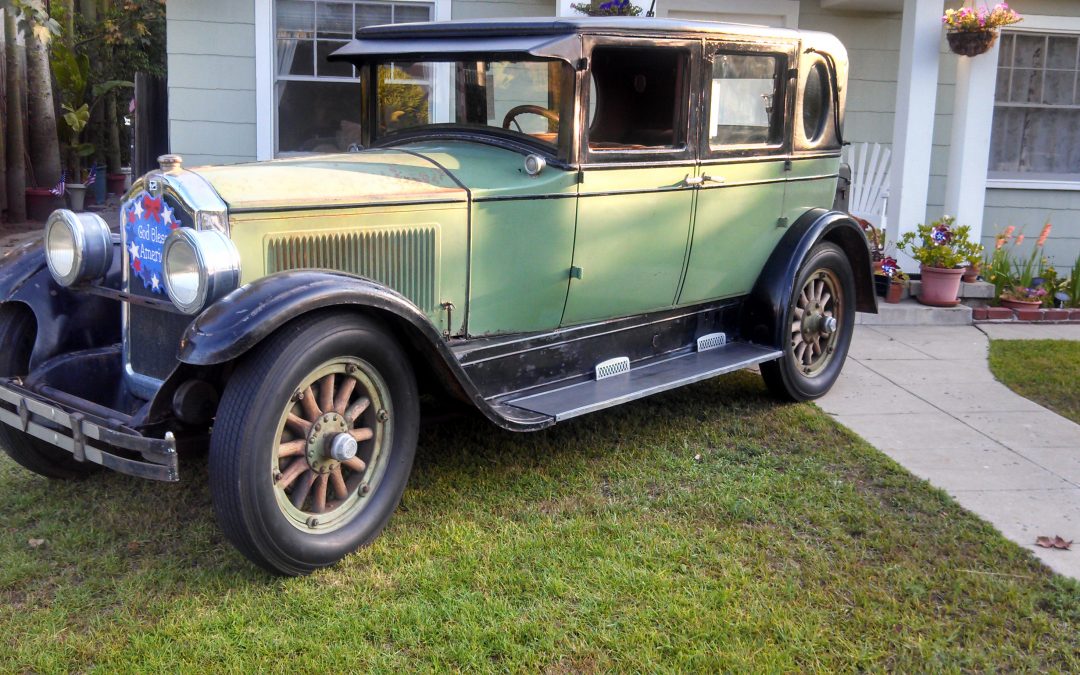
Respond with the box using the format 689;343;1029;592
989;339;1080;425
1;372;1077;671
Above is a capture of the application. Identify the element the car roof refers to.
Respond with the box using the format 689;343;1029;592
357;16;807;42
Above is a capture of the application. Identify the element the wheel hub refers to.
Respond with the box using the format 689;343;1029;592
306;412;350;474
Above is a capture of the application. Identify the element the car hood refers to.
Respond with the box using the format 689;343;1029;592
191;149;467;212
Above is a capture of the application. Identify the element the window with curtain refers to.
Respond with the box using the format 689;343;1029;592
990;31;1080;181
275;0;434;154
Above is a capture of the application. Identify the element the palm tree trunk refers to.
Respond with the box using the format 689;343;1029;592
24;1;61;188
0;11;8;217
4;10;27;222
106;90;121;173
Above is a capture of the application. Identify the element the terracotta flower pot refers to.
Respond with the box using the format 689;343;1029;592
947;30;998;57
962;265;980;283
999;298;1042;311
106;173;127;196
885;282;904;304
25;187;64;222
918;265;965;307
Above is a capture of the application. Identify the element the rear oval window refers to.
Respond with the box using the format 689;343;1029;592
802;63;828;143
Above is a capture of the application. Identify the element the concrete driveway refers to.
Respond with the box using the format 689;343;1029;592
819;323;1080;580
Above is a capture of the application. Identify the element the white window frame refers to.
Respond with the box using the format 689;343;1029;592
256;0;451;160
987;13;1080;191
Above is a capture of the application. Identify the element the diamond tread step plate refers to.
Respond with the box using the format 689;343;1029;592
503;342;781;422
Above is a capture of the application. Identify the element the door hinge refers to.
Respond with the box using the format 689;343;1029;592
777;217;790;228
575;57;589;71
784;159;793;172
569;266;583;280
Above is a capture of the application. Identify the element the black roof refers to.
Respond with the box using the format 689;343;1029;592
356;16;803;41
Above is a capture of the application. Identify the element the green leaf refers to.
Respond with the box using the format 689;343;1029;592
75;143;96;158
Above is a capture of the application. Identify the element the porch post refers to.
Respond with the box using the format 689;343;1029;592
888;0;944;266
943;40;1000;243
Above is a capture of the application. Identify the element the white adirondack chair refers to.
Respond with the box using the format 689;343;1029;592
843;142;891;234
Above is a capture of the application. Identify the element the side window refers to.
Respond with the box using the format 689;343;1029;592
709;53;783;149
802;62;829;143
587;46;689;151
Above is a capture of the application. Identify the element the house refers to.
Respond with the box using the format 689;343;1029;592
165;0;1080;264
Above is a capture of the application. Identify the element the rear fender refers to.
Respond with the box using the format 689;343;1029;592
741;209;876;349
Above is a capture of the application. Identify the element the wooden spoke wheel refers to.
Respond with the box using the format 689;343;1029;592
272;358;392;533
210;313;419;576
762;242;855;402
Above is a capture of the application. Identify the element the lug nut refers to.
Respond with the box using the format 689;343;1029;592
306;517;319;528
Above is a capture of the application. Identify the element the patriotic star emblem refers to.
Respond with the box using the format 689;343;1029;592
129;241;140;261
133;199;144;219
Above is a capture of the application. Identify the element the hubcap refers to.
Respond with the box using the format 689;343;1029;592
271;358;392;533
790;270;842;376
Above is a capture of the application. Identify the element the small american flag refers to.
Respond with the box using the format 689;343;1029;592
49;171;66;197
85;164;97;187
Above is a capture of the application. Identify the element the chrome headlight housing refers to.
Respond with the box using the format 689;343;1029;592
162;228;241;315
44;210;113;287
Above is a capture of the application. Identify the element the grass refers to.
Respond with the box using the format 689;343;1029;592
989;339;1080;425
1;371;1078;671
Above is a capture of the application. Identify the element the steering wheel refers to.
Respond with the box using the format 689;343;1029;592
501;105;560;133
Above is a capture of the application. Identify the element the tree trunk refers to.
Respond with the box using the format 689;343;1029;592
4;10;27;222
106;90;121;173
24;2;62;188
80;0;98;23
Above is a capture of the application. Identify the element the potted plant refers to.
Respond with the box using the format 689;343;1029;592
1000;278;1048;310
571;0;642;16
898;216;972;307
942;3;1023;57
959;237;985;282
879;257;909;304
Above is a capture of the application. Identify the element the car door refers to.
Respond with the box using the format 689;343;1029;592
560;38;701;327
678;40;795;305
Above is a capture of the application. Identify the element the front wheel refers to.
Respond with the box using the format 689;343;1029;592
761;242;856;401
209;312;419;575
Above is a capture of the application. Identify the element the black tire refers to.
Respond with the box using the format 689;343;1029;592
761;242;856;401
0;304;97;479
209;312;419;576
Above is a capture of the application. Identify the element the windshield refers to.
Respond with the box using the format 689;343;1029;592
369;58;573;153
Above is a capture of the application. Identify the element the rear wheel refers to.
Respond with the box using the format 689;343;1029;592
761;242;855;401
0;304;97;479
209;313;419;576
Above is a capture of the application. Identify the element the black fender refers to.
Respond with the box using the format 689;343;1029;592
741;209;876;349
0;239;122;369
178;270;552;432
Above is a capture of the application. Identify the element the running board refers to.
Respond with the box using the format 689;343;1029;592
502;342;781;422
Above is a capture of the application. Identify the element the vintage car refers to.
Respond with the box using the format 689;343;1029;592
0;17;873;575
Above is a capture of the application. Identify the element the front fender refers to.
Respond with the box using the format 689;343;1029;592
1;239;122;369
741;209;876;349
178;270;553;433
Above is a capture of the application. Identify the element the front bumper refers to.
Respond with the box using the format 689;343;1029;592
0;379;178;481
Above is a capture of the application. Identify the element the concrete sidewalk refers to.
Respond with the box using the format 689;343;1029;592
819;323;1080;579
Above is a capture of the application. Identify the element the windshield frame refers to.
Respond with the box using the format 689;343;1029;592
361;56;578;163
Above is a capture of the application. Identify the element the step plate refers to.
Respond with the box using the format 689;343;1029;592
504;342;782;422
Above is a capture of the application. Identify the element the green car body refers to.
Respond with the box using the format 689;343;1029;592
0;17;874;574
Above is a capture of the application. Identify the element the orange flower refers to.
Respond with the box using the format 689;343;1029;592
995;236;1006;250
1016;234;1025;245
1003;225;1016;240
1037;222;1052;247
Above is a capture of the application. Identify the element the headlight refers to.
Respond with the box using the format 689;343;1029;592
162;228;241;315
44;210;113;287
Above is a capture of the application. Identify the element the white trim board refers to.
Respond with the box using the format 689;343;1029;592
987;179;1080;192
1004;14;1080;34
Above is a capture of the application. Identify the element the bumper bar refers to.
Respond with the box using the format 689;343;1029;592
0;379;178;481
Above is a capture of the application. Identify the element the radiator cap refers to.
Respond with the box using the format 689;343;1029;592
158;154;183;172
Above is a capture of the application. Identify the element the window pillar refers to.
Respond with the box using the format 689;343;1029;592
887;0;944;268
943;40;1000;245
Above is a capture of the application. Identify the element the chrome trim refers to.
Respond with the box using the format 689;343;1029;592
163;228;242;315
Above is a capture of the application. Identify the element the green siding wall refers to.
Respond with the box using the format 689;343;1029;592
166;0;258;167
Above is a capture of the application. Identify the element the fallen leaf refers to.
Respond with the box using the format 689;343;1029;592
1036;535;1073;550
694;454;702;462
28;539;45;549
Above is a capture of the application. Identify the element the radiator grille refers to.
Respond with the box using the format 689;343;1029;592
266;227;439;311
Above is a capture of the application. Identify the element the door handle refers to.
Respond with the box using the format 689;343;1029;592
684;175;726;187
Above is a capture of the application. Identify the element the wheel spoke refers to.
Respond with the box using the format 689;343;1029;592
330;465;348;500
334;377;358;416
345;468;366;494
793;307;805;319
795;342;808;365
820;291;832;308
318;374;335;416
349;427;374;443
291;470;317;509
313;474;329;514
276;457;309;489
344;397;371;426
342;456;368;473
791;320;802;335
278;439;307;458
300;386;322;422
286;412;312;436
792;331;804;346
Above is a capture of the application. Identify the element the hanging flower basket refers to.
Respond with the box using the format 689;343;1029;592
947;30;998;57
942;4;1022;57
